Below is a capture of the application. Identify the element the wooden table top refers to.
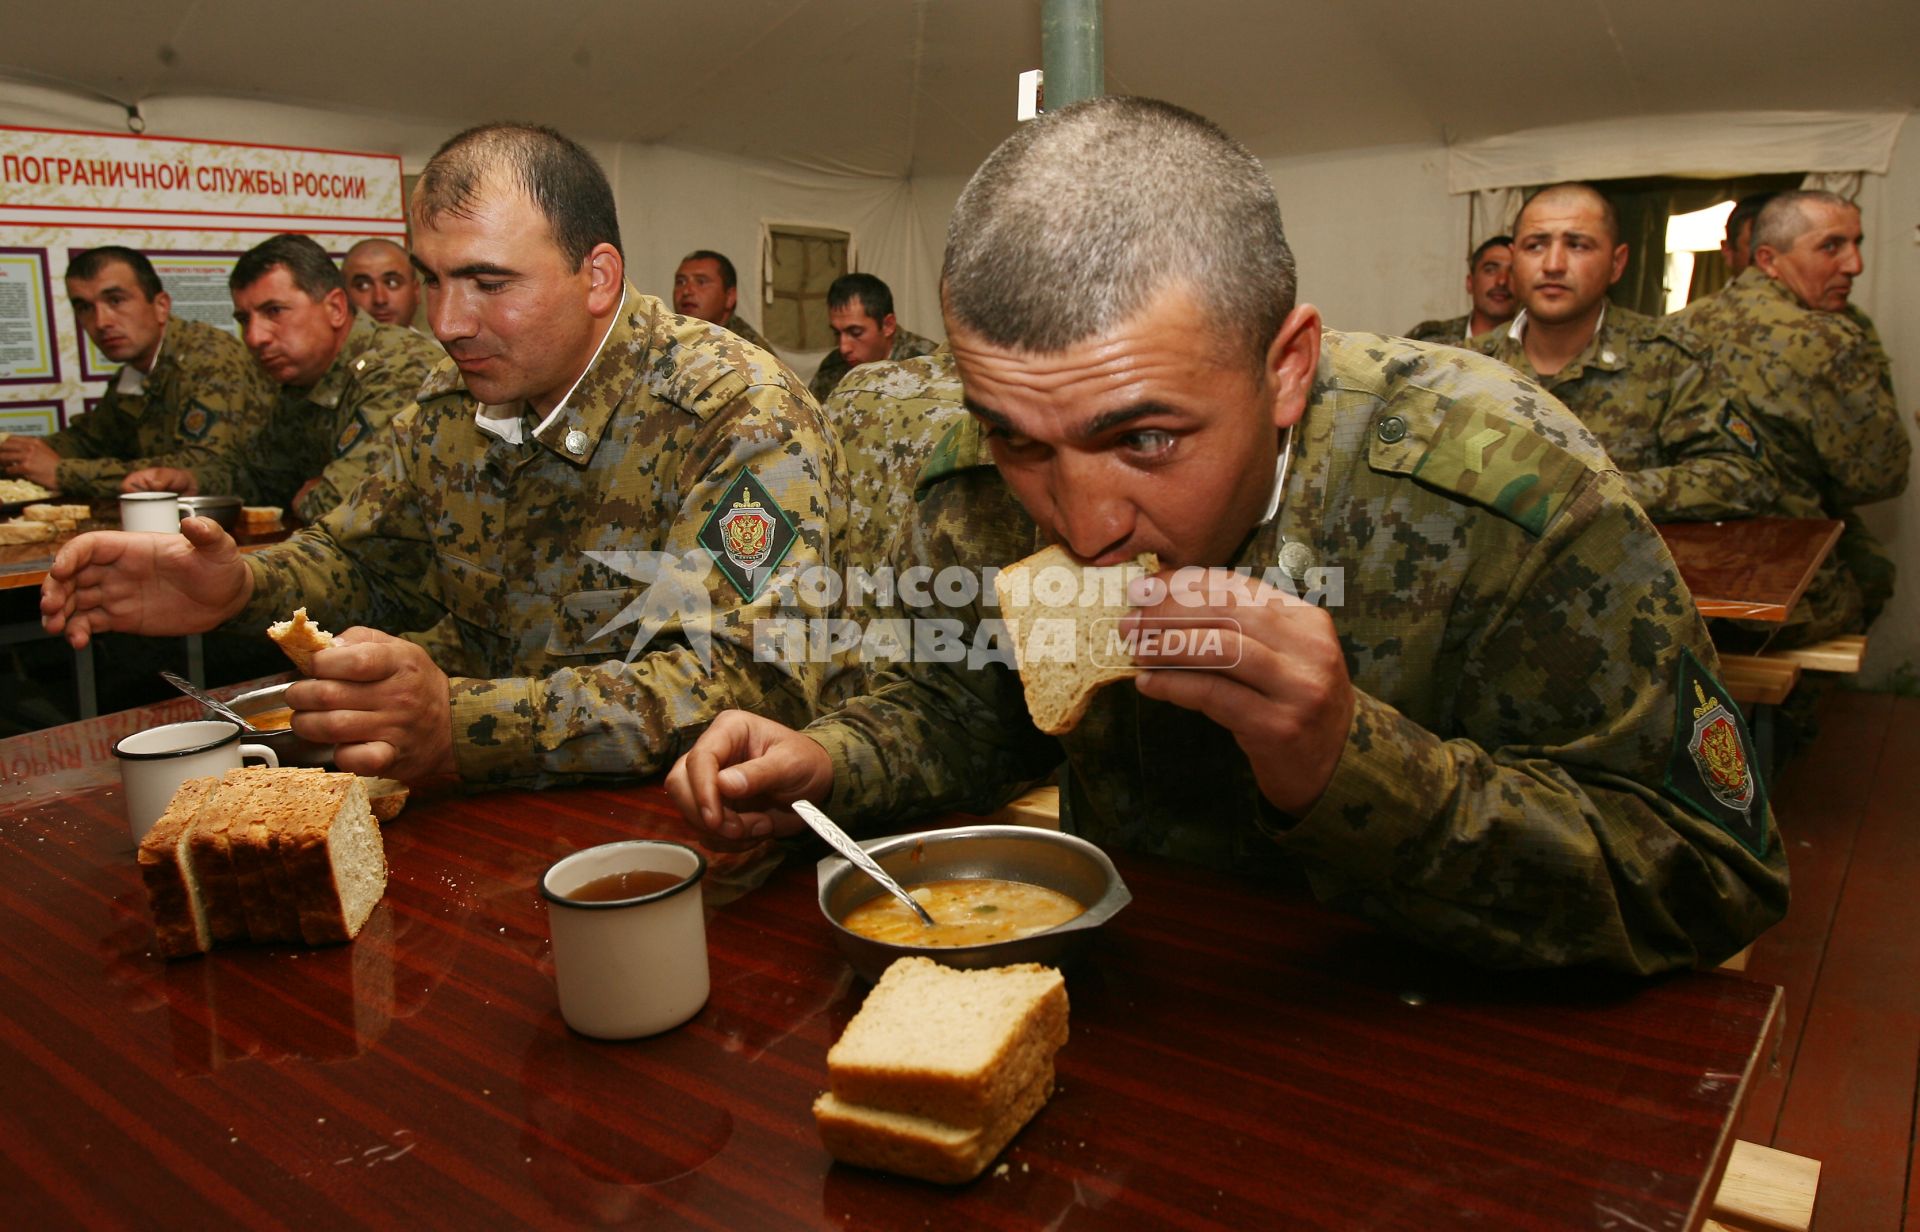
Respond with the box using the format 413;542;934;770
1658;517;1843;623
0;508;292;591
0;714;1782;1230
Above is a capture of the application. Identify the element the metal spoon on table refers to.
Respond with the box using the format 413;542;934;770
793;799;938;928
159;671;259;733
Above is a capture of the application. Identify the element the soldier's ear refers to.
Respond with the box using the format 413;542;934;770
1264;304;1321;431
152;289;172;325
322;287;351;328
583;242;623;316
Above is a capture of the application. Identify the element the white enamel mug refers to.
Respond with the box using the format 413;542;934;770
540;840;710;1040
118;492;181;533
113;719;279;842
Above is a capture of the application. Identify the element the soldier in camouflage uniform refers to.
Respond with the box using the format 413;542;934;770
672;250;775;354
0;248;274;499
1673;191;1908;646
668;99;1786;975
817;349;965;706
1479;185;1773;522
1403;235;1515;347
43;124;839;790
808;272;939;403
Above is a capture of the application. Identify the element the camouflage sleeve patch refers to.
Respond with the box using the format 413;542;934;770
914;417;993;497
1718;405;1764;459
177;399;217;442
334;409;372;457
1408;404;1589;537
1663;647;1768;856
698;467;798;600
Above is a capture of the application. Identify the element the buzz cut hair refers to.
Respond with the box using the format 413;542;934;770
66;246;164;300
942;95;1296;366
230;233;344;300
680;250;737;290
1515;183;1621;246
413;122;622;267
1752;190;1857;255
346;236;410;262
827;272;893;322
1470;234;1513;265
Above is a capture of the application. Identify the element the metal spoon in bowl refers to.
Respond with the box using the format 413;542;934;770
793;799;937;928
159;670;260;733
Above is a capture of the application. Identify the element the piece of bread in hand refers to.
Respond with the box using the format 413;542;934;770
0;519;56;545
993;544;1159;734
814;957;1069;1183
267;607;335;674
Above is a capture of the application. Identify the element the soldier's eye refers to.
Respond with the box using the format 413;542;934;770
1119;429;1175;458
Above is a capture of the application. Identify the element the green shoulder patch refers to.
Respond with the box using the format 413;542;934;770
914;417;994;498
1719;406;1764;459
697;468;798;601
1663;647;1769;855
176;399;216;442
334;409;372;457
1410;405;1585;537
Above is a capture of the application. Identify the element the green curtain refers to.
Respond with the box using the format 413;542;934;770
1600;172;1805;316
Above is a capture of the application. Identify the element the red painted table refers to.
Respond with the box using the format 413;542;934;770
0;711;1781;1230
1658;517;1843;623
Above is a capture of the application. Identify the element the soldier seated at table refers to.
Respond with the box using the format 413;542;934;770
0;247;274;500
807;273;939;404
665;97;1787;976
1403;235;1515;347
127;233;445;525
1473;184;1773;523
42;123;839;789
672;250;775;355
1671;189;1910;649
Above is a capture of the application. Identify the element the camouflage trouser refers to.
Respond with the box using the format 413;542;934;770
1835;512;1896;625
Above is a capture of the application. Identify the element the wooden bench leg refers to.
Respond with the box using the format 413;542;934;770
1706;1139;1820;1232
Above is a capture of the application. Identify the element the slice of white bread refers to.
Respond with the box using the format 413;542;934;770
826;957;1069;1130
136;776;220;958
227;767;330;943
0;519;56;545
185;787;251;944
22;503;90;523
993;544;1158;734
359;776;409;823
267;607;335;674
277;774;386;945
813;1064;1056;1185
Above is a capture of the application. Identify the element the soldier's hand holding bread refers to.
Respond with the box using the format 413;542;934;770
283;627;456;783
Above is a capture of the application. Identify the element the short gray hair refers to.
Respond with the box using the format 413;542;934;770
1753;190;1857;254
942;96;1296;365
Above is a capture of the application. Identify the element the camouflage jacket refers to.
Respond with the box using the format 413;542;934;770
1404;313;1471;346
723;312;774;354
802;330;1787;974
234;288;842;788
227;312;443;521
1475;306;1773;521
808;325;940;404
1671;268;1908;519
47;317;275;499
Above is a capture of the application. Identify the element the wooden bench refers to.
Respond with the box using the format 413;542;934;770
1718;655;1801;707
1765;634;1867;674
1704;1139;1821;1232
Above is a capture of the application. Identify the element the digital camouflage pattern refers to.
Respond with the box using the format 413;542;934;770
802;330;1787;974
46;317;276;498
817;349;966;706
223;312;444;521
233;288;841;787
808;325;941;405
1671;267;1910;643
722;313;774;355
1403;313;1471;346
1475;306;1775;521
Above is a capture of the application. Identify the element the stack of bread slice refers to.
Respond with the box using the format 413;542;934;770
812;957;1069;1183
137;766;387;959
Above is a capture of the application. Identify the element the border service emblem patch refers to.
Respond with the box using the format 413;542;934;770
1663;647;1768;854
697;469;796;601
177;401;216;442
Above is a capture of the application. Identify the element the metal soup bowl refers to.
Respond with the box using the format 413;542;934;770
178;495;243;530
817;824;1131;982
219;681;335;767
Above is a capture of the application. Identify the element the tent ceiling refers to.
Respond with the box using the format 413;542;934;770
5;0;1917;176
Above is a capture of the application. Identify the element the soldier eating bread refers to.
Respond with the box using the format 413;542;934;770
668;97;1787;974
